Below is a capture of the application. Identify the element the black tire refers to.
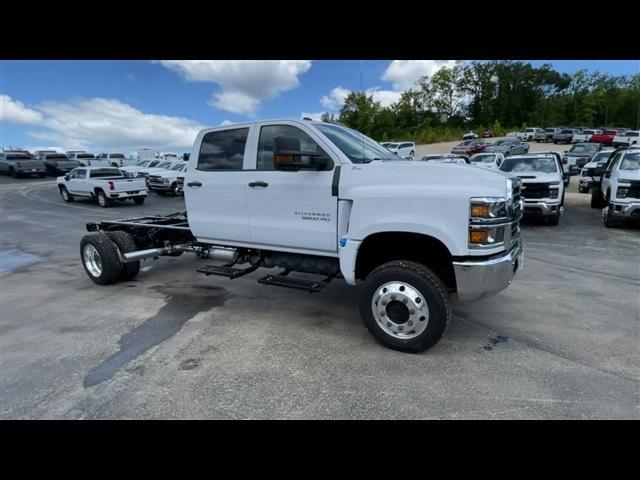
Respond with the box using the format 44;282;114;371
11;168;20;178
38;173;46;178
96;190;111;208
359;260;450;353
590;186;604;208
80;232;122;285
603;205;622;228
410;150;415;157
105;231;140;281
133;196;145;205
547;212;560;226
59;186;74;202
170;183;179;195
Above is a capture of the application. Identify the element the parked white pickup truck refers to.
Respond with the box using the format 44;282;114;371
78;119;523;353
592;146;640;227
612;130;640;147
67;152;109;167
499;152;568;225
147;163;187;195
57;167;148;207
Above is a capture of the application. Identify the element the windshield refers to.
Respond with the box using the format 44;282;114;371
545;128;555;133
77;154;96;159
6;155;32;160
500;157;558;173
110;153;125;158
90;168;122;178
136;160;151;167
627;132;639;137
493;140;510;146
561;130;573;134
569;144;599;154
147;160;161;167
46;154;69;160
170;163;186;171
315;123;396;163
156;161;172;169
592;152;612;163
470;154;497;163
620;152;640;170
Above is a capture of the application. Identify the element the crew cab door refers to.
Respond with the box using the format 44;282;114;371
185;127;251;244
246;123;338;253
66;168;89;195
602;151;623;197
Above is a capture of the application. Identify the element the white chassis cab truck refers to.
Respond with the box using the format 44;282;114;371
57;167;148;207
78;119;524;353
592;146;640;227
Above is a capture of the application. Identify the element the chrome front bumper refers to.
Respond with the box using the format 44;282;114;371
605;202;640;218
453;240;523;301
523;200;562;217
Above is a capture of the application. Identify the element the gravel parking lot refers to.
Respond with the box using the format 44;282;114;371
1;140;639;419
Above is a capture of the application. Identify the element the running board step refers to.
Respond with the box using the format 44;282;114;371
258;273;330;293
197;263;259;279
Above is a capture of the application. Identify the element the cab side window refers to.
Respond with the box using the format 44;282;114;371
197;128;249;171
257;125;331;171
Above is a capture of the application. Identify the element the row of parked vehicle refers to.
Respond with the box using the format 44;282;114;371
56;158;188;207
509;126;640;146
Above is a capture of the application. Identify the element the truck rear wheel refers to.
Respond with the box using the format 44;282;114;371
96;190;111;208
80;232;122;285
603;205;622;228
105;231;140;280
359;260;450;353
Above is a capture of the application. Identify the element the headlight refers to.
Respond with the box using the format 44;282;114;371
619;179;633;184
163;178;170;184
617;187;629;199
469;225;505;247
470;198;507;220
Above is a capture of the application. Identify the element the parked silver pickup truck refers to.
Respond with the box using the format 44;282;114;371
0;151;47;177
57;167;148;207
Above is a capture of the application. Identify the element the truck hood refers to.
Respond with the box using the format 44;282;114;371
617;169;640;181
565;151;594;158
341;161;509;197
505;171;560;184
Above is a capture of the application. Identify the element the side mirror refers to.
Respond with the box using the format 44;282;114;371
563;173;570;187
603;171;611;178
64;175;70;181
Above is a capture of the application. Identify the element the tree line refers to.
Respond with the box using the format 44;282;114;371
324;61;640;143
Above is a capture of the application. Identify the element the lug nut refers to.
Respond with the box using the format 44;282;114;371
391;294;396;300
381;300;387;306
380;311;385;317
398;326;404;331
408;321;413;326
409;309;415;315
402;298;408;304
386;322;391;327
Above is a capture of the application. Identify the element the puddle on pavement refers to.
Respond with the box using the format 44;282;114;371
0;249;44;273
83;284;229;387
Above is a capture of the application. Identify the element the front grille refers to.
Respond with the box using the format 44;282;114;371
628;181;640;199
148;175;161;183
576;157;590;168
521;182;550;199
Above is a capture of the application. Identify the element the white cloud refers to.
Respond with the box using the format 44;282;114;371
320;87;350;110
382;60;456;91
156;60;312;115
300;112;324;121
126;73;136;80
220;120;234;126
25;97;204;151
366;88;402;108
0;95;43;124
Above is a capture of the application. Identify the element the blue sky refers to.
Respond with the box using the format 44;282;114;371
1;60;638;154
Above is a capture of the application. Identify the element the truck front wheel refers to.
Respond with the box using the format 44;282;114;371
359;260;450;353
80;232;123;285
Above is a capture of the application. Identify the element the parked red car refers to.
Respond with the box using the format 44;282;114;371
590;129;621;145
451;139;488;156
483;129;495;138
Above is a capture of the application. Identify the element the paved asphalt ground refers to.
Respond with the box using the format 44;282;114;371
1;140;639;419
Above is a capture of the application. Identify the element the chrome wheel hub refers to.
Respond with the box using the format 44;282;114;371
371;281;429;339
83;244;103;277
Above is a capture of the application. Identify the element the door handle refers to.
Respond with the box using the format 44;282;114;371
248;181;269;188
187;181;202;187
